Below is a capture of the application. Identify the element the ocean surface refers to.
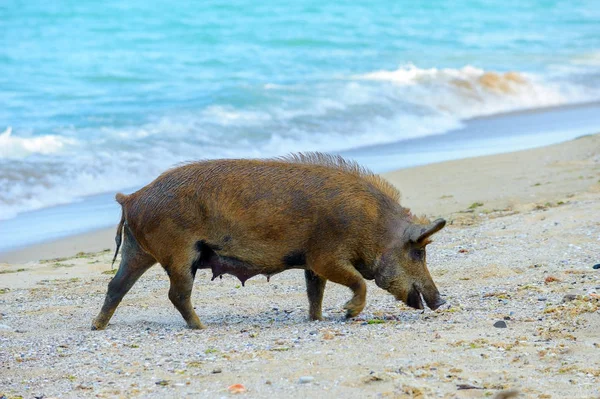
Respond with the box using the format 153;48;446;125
1;0;600;223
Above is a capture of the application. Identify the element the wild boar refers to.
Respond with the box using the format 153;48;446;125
91;153;446;330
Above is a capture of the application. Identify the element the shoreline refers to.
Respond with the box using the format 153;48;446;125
2;132;599;263
467;99;600;122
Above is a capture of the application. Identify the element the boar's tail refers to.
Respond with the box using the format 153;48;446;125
111;193;128;268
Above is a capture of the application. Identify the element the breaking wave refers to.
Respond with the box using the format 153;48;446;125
355;64;596;118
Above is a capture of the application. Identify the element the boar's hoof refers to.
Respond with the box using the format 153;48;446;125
187;321;207;330
309;313;324;322
343;299;365;319
345;309;358;319
91;320;107;331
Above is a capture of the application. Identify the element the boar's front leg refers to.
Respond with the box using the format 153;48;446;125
309;255;367;319
165;256;205;330
305;270;327;321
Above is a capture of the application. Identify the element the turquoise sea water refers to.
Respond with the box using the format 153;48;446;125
1;0;600;220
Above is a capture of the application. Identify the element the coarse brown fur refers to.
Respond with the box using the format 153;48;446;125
92;152;446;330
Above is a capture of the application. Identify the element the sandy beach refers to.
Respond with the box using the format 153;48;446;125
1;134;599;398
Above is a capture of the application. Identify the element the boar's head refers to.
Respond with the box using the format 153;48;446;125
375;218;446;310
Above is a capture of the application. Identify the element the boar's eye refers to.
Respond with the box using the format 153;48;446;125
409;248;425;261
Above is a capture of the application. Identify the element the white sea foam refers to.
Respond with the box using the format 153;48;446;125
0;127;77;159
201;106;273;126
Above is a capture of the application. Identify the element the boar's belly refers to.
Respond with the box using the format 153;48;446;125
193;239;286;286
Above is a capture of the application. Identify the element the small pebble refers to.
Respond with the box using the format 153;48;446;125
227;384;247;394
493;321;507;328
212;368;222;374
298;376;314;384
593;264;600;270
563;294;578;302
537;296;547;301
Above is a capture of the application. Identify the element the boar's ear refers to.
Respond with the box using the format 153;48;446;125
409;218;446;245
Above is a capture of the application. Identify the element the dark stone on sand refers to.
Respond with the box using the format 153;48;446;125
593;264;600;270
494;320;507;328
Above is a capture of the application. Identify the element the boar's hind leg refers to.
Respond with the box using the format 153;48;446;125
309;257;366;319
92;226;156;330
166;258;205;330
305;270;327;321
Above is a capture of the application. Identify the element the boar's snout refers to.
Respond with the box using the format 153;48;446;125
407;284;446;310
423;288;446;310
426;295;446;310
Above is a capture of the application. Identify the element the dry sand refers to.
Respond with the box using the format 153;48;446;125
1;134;599;398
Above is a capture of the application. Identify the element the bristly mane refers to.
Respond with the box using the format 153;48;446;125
276;152;401;203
